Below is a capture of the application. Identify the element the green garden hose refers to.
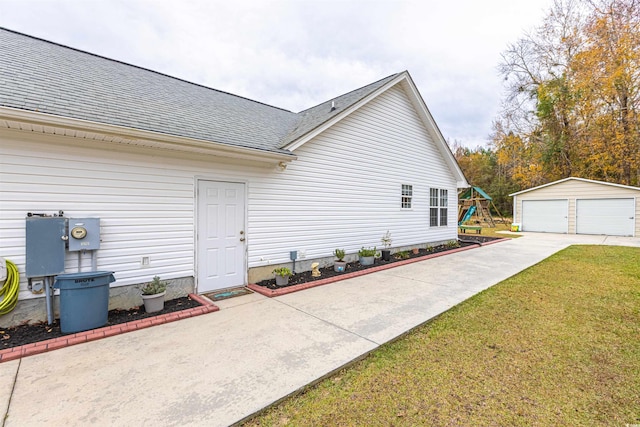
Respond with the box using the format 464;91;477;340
0;259;19;315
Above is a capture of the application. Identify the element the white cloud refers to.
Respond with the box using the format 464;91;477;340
1;0;554;147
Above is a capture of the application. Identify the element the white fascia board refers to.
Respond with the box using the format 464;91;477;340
0;106;296;163
509;176;640;196
564;177;640;191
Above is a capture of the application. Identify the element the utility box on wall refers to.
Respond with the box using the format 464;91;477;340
68;218;101;252
25;217;66;277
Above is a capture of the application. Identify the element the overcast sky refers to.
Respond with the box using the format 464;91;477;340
2;0;554;148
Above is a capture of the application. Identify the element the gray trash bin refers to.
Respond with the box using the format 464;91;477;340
54;271;115;334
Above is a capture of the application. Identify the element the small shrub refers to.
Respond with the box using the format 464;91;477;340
381;231;392;249
141;276;167;295
334;249;346;262
273;267;292;277
358;247;377;257
395;251;410;259
446;240;460;249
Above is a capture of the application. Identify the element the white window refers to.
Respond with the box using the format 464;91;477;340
440;189;448;226
401;184;413;209
430;188;448;226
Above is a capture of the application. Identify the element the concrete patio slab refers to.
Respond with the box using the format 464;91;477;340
6;298;376;426
0;359;18;421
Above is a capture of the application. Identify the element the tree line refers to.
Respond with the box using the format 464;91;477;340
455;0;639;215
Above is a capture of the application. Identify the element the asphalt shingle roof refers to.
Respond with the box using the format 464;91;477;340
281;73;399;147
0;28;398;155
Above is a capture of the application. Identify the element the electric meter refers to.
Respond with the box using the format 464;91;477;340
71;226;87;239
67;218;101;251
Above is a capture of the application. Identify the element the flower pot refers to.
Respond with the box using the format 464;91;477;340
381;249;391;261
412;248;419;255
359;256;375;266
334;261;347;273
141;291;166;313
275;275;290;286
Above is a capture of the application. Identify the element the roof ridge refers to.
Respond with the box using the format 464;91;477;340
0;26;293;113
279;72;403;147
296;72;401;114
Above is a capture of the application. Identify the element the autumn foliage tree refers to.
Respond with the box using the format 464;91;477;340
493;0;640;187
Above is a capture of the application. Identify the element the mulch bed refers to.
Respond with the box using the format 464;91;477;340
255;235;500;290
0;296;201;350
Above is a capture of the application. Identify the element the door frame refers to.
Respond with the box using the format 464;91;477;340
195;177;249;294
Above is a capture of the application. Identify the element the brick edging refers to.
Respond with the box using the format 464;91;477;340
0;293;219;363
248;240;509;298
479;237;510;246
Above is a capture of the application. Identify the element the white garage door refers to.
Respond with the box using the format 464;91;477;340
522;200;568;233
576;198;635;236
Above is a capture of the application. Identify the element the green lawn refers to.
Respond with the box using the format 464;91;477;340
246;245;640;426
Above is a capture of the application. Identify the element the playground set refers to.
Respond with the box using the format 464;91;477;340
458;186;507;233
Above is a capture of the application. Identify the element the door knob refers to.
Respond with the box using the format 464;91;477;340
240;237;245;242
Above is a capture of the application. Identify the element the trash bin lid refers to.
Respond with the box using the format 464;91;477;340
54;271;116;289
55;271;115;280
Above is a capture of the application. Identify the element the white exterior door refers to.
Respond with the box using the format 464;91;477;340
197;180;246;293
576;198;635;236
521;200;568;233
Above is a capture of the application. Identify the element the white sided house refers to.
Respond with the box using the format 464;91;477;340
510;177;640;236
0;28;467;325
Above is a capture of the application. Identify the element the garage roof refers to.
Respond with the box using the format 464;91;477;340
509;177;640;196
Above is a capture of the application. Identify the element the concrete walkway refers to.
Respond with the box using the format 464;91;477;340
1;233;638;426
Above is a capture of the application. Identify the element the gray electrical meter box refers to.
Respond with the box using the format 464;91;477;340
26;217;66;277
68;218;101;252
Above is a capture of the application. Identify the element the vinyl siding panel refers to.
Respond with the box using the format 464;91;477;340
1;84;459;300
0;135;202;300
513;179;639;235
246;85;458;265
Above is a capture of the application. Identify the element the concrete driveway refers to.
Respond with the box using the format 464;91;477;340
1;233;638;426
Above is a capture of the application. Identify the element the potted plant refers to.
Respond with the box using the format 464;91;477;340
358;247;377;266
334;249;347;272
273;267;292;286
141;276;167;313
380;230;392;261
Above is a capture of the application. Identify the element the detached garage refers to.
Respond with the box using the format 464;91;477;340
511;177;639;237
